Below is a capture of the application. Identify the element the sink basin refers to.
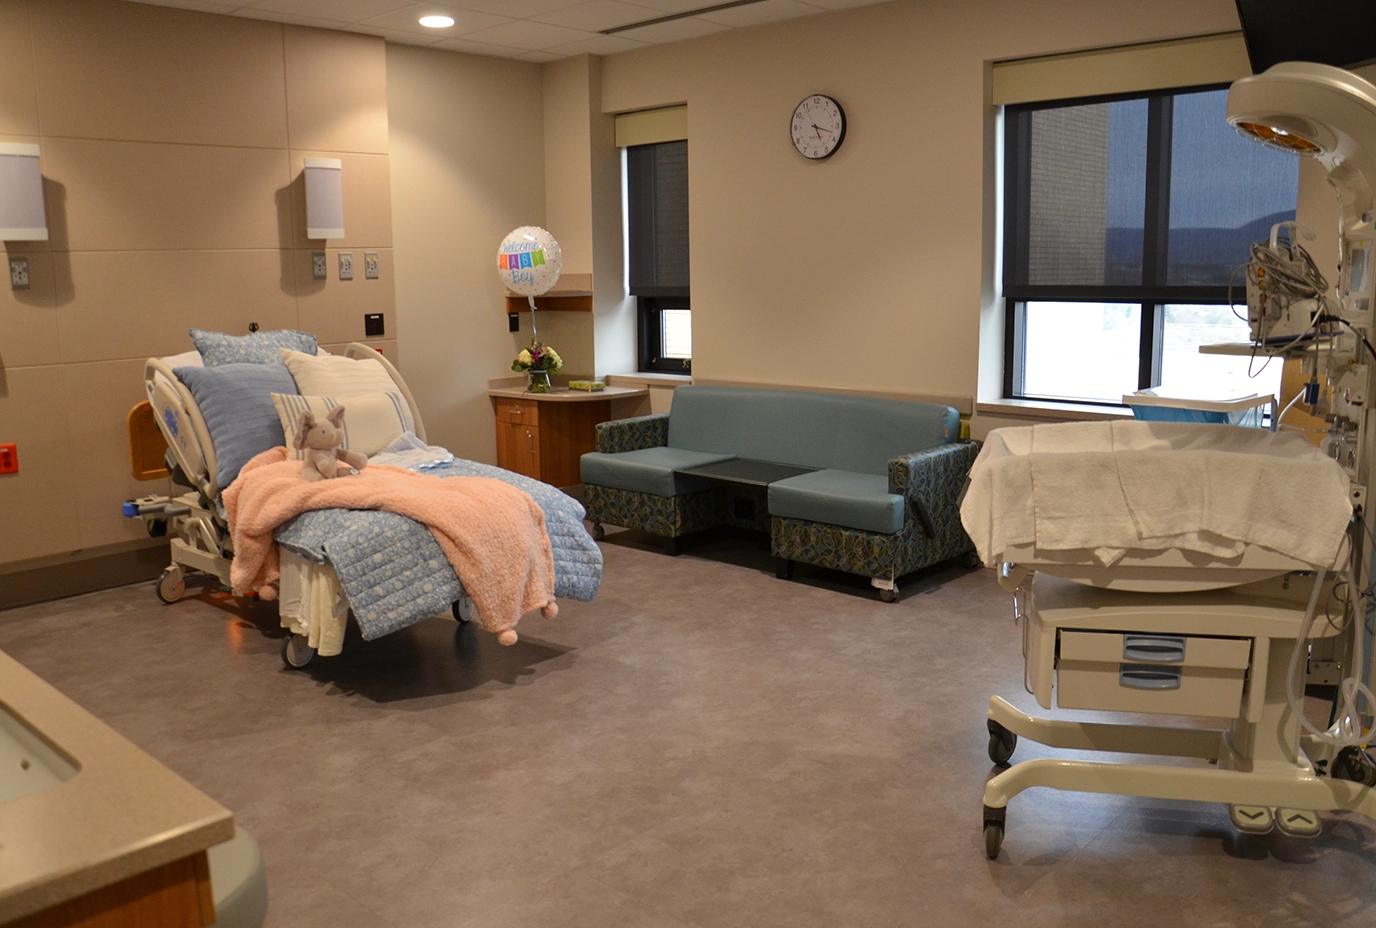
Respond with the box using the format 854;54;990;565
0;702;78;804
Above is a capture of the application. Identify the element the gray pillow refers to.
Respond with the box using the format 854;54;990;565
189;328;318;366
175;363;299;490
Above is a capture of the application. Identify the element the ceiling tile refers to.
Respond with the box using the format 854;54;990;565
429;35;530;57
616;0;722;11
614;15;728;43
517;50;563;62
545;33;648;56
445;0;587;17
123;0;240;11
242;0;411;21
344;24;446;45
359;4;512;36
699;0;821;27
460;20;595;50
533;0;658;32
232;8;346;28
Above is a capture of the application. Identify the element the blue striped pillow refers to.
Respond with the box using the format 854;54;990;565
174;363;299;490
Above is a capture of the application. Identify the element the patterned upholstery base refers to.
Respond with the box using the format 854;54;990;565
584;484;726;539
771;516;957;583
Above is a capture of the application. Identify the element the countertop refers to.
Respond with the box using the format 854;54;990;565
487;385;648;402
0;649;234;923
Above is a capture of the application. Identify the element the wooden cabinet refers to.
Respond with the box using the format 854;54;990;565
493;396;611;487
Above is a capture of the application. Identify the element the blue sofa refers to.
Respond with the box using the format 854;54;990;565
580;386;980;601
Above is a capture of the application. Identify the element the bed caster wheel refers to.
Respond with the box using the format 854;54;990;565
1332;746;1376;786
987;719;1017;765
878;586;899;603
451;597;474;624
983;805;1006;860
959;550;981;569
155;566;185;604
591;523;605;541
147;519;168;538
280;635;316;670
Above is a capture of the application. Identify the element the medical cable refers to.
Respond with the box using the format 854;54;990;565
1286;568;1376;748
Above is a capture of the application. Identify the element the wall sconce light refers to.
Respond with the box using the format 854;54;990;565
303;157;343;240
0;143;48;241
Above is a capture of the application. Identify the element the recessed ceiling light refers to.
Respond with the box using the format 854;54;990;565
419;14;455;28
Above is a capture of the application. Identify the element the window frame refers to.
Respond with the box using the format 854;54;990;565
637;295;692;374
1000;81;1275;405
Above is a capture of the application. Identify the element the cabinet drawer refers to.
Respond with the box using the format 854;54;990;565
1056;631;1249;718
496;400;539;427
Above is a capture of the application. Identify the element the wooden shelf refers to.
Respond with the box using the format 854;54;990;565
505;273;592;313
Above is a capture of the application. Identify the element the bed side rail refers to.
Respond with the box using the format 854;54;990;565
144;358;219;500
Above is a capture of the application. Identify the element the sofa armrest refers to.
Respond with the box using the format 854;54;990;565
594;414;670;454
888;441;982;539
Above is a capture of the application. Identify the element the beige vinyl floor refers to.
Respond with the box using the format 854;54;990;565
1;527;1373;927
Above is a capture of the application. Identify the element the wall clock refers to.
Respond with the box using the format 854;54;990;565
790;94;846;160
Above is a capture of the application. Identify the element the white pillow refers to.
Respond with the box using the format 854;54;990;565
279;348;397;396
272;392;415;459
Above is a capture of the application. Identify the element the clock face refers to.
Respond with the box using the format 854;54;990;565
791;95;846;160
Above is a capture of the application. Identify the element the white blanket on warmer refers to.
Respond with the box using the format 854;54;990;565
961;421;1351;568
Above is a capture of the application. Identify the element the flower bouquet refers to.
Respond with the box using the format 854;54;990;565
512;340;563;393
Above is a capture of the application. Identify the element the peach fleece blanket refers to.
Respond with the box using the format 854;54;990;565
223;447;557;645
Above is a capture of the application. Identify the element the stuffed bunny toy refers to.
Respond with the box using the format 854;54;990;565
294;406;368;481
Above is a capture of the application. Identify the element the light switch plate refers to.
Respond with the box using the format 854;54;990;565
338;252;354;280
364;252;379;279
9;257;29;290
311;252;327;280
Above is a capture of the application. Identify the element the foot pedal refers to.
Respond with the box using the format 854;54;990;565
1229;804;1274;834
1275;808;1321;837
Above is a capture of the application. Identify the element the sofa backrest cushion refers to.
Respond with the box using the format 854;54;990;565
666;386;958;474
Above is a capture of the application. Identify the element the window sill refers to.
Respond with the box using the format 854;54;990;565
606;373;692;388
976;398;1133;422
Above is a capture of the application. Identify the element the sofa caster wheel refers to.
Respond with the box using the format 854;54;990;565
155;566;185;604
987;719;1017;765
983;805;1006;860
878;586;899;603
280;635;316;670
960;550;981;569
591;523;605;541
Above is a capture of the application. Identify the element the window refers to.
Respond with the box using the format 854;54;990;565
1002;86;1297;405
627;140;691;373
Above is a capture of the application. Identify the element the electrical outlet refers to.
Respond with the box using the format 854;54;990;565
311;252;327;280
9;257;29;290
364;252;379;279
364;313;384;337
338;252;354;280
0;444;16;475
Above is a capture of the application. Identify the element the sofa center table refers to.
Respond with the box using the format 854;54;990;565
675;458;819;487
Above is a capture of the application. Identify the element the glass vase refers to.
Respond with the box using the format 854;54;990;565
527;369;552;393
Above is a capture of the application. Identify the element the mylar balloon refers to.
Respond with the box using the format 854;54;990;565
497;226;562;297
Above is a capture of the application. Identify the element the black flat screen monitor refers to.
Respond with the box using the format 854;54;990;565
1235;0;1376;73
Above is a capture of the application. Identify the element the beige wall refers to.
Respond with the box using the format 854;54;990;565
600;0;1242;420
386;44;546;464
0;0;394;569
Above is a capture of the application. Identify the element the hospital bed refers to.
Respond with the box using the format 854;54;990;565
136;342;602;670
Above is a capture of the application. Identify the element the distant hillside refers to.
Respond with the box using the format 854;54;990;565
1103;210;1295;285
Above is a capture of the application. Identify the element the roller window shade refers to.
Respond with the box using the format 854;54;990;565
992;33;1252;107
627;140;689;297
615;105;687;147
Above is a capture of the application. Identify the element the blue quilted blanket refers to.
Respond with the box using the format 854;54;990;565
273;459;602;640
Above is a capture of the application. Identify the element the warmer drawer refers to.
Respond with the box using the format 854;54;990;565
496;400;539;427
1056;631;1250;718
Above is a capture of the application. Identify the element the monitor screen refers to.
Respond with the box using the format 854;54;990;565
1235;0;1376;73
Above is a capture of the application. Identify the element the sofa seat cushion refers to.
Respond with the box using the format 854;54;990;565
768;470;903;535
581;447;735;497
